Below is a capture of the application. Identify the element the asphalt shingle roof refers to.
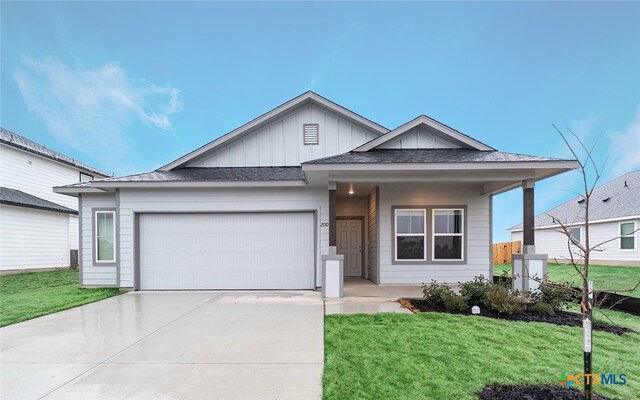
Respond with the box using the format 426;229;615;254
0;187;78;215
95;167;305;183
0;128;109;177
509;170;640;230
303;149;566;164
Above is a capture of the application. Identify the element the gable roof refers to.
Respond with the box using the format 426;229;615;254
353;115;495;152
509;170;640;231
303;149;561;165
0;128;110;177
0;186;78;215
158;91;390;171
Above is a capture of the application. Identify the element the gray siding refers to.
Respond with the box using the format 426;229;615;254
379;183;490;284
117;187;329;288
368;188;379;283
80;192;118;286
185;102;380;168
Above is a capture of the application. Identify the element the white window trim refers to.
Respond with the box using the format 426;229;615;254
570;226;583;245
619;221;636;251
95;210;117;263
432;208;464;261
80;172;94;182
394;209;427;261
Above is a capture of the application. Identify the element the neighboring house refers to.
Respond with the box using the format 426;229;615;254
0;128;110;272
509;171;640;266
55;92;578;290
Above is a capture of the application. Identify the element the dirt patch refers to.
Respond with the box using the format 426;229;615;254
478;383;617;400
402;299;633;335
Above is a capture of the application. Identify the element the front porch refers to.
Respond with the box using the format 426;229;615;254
321;176;550;298
324;277;423;315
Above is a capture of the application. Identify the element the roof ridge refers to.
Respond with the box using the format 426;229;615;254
0;127;110;177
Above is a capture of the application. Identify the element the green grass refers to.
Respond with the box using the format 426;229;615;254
495;263;640;297
324;312;640;400
0;269;121;327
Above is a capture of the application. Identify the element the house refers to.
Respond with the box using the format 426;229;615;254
509;170;640;266
0;128;110;273
54;92;578;290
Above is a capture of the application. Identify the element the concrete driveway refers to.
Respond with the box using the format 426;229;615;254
0;291;323;400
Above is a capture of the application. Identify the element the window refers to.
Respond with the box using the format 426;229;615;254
80;172;93;182
433;209;464;261
570;227;581;243
395;209;426;261
620;222;635;250
95;211;116;262
303;123;319;145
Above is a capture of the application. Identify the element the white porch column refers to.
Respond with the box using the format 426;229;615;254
323;181;343;298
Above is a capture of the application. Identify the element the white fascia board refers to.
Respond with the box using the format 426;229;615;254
53;187;108;197
510;215;640;232
353;115;495;152
158;92;389;171
302;160;580;172
89;180;307;189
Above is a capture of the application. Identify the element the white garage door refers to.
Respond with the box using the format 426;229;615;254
139;213;315;290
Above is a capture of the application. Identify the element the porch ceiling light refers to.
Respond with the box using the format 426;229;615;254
348;185;355;195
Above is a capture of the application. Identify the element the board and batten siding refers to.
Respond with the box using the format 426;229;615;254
0;205;73;270
368;188;379;283
117;187;329;288
377;126;461;150
0;144;81;210
511;218;640;263
185;102;381;168
80;192;118;286
378;183;490;284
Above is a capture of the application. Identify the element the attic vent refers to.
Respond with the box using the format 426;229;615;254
577;198;586;204
303;123;319;145
602;197;611;202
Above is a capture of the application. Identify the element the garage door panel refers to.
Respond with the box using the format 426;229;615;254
139;213;315;290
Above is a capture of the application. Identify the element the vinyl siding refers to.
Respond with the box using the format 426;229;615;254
511;218;640;263
368;188;379;283
185;102;381;168
377;126;461;150
117;187;329;288
80;192;118;286
378;183;490;284
0;205;72;270
0;144;82;210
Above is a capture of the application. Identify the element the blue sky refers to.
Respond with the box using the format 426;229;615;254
2;2;639;241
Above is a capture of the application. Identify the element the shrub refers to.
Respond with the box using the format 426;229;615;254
529;301;555;316
485;285;525;315
459;275;491;307
444;293;469;312
531;282;576;315
422;280;468;311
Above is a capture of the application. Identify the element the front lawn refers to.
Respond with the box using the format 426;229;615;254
324;312;640;400
494;263;640;297
0;269;121;327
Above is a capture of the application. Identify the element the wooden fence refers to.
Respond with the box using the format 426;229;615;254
492;241;522;264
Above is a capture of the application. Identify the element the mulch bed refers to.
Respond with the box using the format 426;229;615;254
400;299;633;335
478;383;617;400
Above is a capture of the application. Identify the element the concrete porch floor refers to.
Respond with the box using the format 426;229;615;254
324;278;423;315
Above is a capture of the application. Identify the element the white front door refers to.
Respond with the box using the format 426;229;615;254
138;212;315;290
337;219;362;277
